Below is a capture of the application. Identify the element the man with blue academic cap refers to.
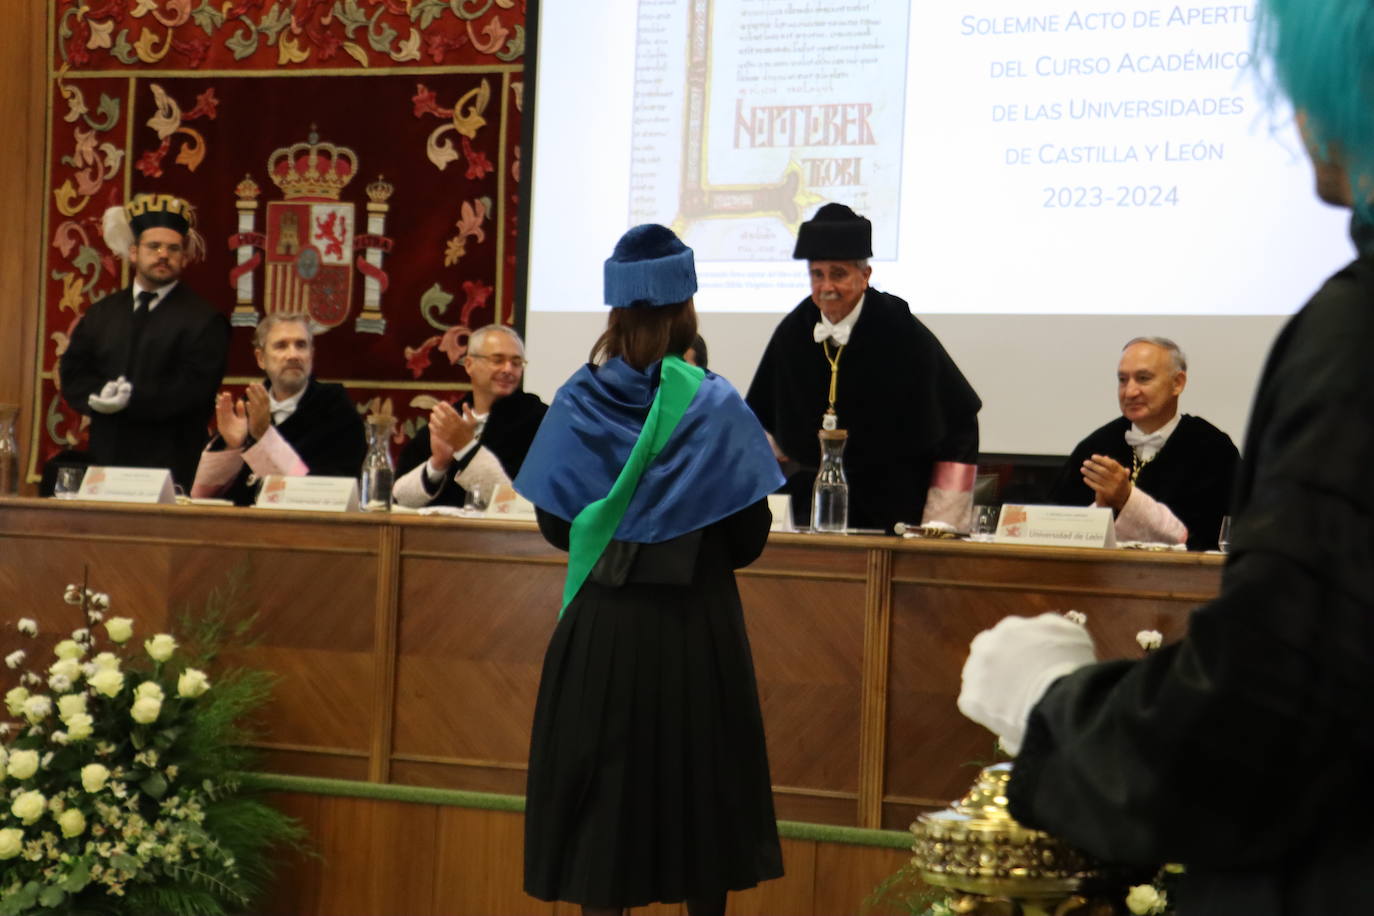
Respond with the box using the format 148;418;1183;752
746;203;981;534
59;193;230;490
959;2;1374;911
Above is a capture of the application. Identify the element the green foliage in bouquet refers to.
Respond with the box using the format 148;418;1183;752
0;574;305;915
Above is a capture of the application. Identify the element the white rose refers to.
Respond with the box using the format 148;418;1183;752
144;633;178;663
89;668;125;698
4;649;24;669
1126;884;1167;915
11;790;46;824
177;668;211;699
57;808;86;838
4;686;28;716
130;695;162;725
104;617;134;644
16;618;37;636
58;693;88;722
6;749;39;780
134;681;165;702
0;827;21;859
22;694;52;724
6;752;38;780
53;639;85;660
91;652;121;672
49;658;82;687
1135;629;1164;652
65;713;93;741
81;763;110;793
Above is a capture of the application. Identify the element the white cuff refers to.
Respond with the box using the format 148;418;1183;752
393;461;436;508
455;446;511;498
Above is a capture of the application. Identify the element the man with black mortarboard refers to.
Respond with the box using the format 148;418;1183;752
745;203;982;535
59;194;230;490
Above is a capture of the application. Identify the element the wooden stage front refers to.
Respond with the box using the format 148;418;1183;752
0;499;1222;912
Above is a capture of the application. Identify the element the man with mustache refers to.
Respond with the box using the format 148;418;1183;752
189;312;366;505
746;203;981;534
59;193;230;490
393;323;547;509
1047;337;1238;550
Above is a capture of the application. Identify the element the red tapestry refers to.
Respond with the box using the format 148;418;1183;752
32;0;528;479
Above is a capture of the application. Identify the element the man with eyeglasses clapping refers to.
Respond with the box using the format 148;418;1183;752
394;323;547;509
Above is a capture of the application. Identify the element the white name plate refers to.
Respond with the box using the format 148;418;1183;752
767;493;795;532
996;504;1116;549
78;467;175;504
487;484;537;519
255;475;359;513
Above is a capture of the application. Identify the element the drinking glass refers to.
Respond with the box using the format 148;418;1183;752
1217;515;1232;554
54;467;84;500
969;504;1000;542
463;483;490;515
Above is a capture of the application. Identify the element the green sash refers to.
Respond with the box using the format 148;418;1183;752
560;355;705;616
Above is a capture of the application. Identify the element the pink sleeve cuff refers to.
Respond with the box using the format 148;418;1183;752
930;460;977;492
243;426;308;478
1114;486;1187;545
190;445;245;498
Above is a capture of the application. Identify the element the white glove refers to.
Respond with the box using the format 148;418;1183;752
958;613;1097;755
88;376;132;415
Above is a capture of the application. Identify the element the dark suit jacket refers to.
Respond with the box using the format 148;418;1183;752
59;283;229;489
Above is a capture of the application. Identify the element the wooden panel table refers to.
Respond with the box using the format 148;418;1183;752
0;497;1222;831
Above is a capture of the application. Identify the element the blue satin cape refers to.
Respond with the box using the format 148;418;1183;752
514;356;785;544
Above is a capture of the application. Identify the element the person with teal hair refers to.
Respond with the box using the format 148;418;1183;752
515;225;785;916
957;3;1374;913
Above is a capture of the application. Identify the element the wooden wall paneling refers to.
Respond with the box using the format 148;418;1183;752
857;547;893;829
882;574;1211;817
0;1;44;490
737;572;866;818
811;842;914;916
393;553;562;769
432;806;554;915
388;758;529;796
259;791;324;915
725;837;817;916
370;524;402;781
307;796;440;916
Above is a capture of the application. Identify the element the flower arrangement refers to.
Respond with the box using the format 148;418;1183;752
0;576;303;915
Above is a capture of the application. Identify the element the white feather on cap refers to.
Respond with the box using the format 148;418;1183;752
101;205;135;261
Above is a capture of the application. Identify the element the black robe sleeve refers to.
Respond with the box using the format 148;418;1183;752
1006;260;1374;908
275;381;367;478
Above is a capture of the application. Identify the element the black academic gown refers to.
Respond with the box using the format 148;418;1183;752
204;378;367;506
1048;414;1239;550
746;289;981;533
1008;235;1374;915
395;389;547;507
59;283;229;489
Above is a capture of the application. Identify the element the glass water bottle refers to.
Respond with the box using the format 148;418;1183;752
811;428;849;532
360;414;395;511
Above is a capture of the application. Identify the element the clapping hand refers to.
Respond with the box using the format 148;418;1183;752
1081;454;1132;511
428;402;480;469
215;391;249;449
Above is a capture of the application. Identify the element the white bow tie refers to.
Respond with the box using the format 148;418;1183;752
814;322;851;346
1123;427;1163;449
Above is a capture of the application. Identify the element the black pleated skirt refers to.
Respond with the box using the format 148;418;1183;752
523;548;784;908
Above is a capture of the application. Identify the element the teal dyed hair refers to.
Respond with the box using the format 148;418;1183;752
1256;0;1374;209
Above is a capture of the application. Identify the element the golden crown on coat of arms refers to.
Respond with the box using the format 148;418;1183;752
267;128;359;201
